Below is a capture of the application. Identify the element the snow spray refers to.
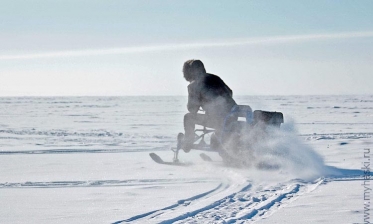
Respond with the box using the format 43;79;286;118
242;118;328;180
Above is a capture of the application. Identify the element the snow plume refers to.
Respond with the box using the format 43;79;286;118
237;118;327;180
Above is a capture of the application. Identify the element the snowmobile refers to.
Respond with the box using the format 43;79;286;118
150;105;284;166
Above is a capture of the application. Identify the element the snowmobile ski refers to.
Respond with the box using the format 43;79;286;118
200;153;213;162
149;153;189;166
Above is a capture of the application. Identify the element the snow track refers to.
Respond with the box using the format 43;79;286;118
0;178;217;189
114;173;324;223
302;132;373;140
113;183;225;224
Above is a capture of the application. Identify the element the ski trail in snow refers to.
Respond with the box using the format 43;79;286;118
0;178;216;189
158;183;254;224
113;176;325;224
112;183;227;224
162;181;323;224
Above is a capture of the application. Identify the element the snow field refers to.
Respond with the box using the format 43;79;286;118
0;95;371;223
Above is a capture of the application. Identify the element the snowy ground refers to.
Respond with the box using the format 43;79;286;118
0;95;372;223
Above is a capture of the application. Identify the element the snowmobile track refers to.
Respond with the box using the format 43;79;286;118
112;182;226;224
115;178;324;223
160;183;303;224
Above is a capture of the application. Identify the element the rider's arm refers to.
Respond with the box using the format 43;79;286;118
187;83;201;113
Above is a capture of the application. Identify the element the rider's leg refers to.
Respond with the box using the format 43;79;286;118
183;113;207;151
183;113;225;151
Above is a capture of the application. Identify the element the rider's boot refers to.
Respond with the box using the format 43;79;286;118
178;132;193;153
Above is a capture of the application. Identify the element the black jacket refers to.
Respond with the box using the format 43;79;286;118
187;73;236;118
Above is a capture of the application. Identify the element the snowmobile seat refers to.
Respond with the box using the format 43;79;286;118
222;106;284;135
227;105;253;123
221;105;253;134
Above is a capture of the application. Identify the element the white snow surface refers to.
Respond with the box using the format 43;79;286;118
0;95;372;224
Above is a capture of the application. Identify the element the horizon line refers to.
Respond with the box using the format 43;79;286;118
0;93;371;98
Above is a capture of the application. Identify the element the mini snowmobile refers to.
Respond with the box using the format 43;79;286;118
150;105;284;166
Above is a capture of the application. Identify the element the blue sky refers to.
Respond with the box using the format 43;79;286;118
1;0;372;96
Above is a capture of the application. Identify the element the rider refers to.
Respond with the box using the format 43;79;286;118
182;59;237;152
